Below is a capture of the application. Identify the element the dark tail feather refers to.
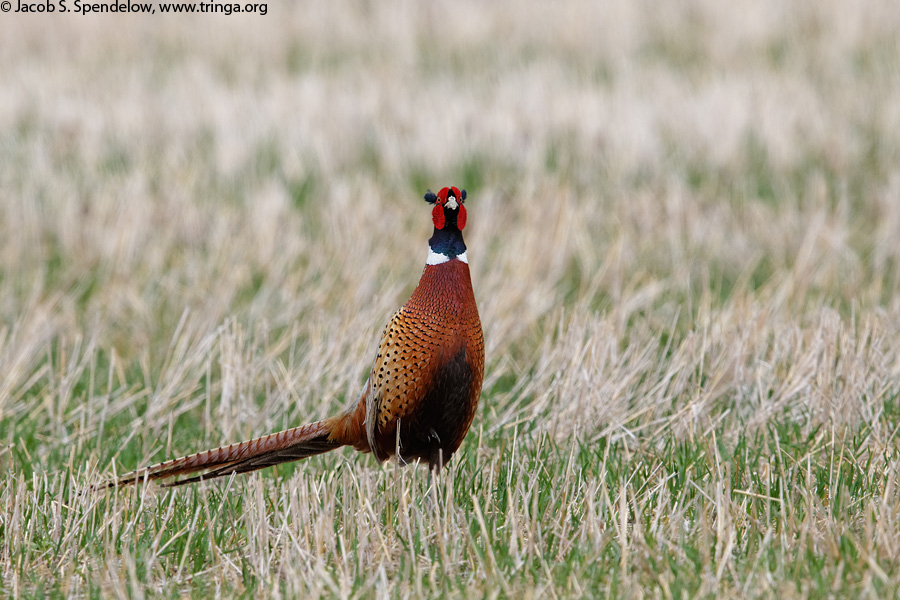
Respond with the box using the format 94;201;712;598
106;418;342;489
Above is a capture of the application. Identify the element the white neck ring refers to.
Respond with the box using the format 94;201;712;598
426;247;468;265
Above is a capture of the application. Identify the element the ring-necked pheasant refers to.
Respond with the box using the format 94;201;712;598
109;186;484;487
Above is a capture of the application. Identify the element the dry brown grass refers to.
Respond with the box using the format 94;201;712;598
1;0;900;597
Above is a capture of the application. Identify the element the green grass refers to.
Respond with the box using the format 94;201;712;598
2;0;900;597
5;424;899;597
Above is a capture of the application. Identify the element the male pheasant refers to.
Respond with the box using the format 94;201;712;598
110;187;484;487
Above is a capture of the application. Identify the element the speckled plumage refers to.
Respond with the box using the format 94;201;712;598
363;259;484;468
108;187;483;488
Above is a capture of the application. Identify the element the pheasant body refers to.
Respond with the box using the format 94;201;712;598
365;258;484;468
111;186;483;487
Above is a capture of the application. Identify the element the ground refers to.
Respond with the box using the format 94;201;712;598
1;0;900;597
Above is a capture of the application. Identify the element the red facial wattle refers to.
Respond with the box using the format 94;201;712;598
432;203;445;229
431;186;466;230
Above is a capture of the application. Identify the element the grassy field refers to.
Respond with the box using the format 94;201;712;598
2;0;900;597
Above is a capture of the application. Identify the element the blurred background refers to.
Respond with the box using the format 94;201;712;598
2;0;898;442
1;1;900;595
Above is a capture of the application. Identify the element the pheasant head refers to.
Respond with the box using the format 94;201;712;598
424;186;468;265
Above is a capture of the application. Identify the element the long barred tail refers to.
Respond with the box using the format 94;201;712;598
107;418;343;488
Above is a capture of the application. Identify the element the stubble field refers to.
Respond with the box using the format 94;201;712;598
2;1;900;597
